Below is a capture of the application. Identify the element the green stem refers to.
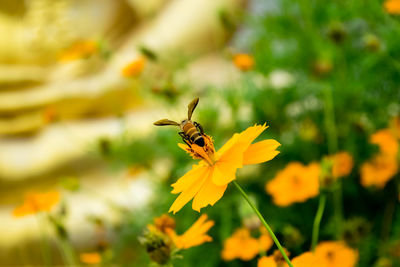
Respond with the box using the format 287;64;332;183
323;86;342;238
233;181;293;267
59;237;78;266
311;193;326;251
36;214;52;266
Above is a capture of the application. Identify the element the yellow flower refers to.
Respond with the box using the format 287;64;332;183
330;151;354;178
169;124;280;214
13;190;60;217
80;252;101;265
222;227;273;261
315;241;358;267
370;129;399;157
233;53;254;71
266;162;320;206
361;126;399;188
292;252;327;267
59;40;98;61
360;154;398;188
165;214;214;249
121;56;146;77
384;0;400;14
258;256;277;267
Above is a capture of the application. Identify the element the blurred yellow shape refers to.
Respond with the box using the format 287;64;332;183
266;162;320;206
59;41;98;61
121;56;146;77
80;252;101;265
315;241;358;267
13;190;60;217
370;129;399;157
361;154;398;188
233;53;254;71
384;0;400;14
291;252;328;267
330;151;354;179
165;214;214;250
221;227;272;261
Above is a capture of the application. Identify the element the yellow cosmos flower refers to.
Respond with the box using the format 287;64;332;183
360;154;398;188
370;129;399;157
59;40;98;61
169;124;280;214
315;241;358;267
165;214;214;249
233;53;255;71
266;162;320;206
258;256;277;267
13;190;60;217
361;126;399;188
80;252;101;265
121;56;146;77
330;151;354;178
384;0;400;14
291;252;327;267
222;227;272;261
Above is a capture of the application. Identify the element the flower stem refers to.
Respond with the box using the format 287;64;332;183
232;181;293;267
323;86;342;238
311;193;326;251
36;214;52;266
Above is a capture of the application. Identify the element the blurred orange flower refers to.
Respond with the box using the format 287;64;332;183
360;154;398;188
384;0;400;14
59;40;98;61
233;53;254;71
80;252;101;265
330;151;354;178
315;241;358;267
13;190;60;217
361;125;399;188
121;56;146;77
169;124;280;214
258;256;278;267
266;162;320;206
222;227;273;261
370;129;399;157
165;214;214;249
291;252;327;267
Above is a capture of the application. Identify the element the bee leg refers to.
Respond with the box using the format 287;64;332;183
194;122;204;135
179;132;192;147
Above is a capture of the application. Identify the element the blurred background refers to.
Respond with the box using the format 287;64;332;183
0;0;399;266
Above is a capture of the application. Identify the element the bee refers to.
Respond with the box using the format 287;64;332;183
154;98;205;147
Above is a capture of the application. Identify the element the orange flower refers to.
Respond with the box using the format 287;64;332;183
80;252;101;265
121;56;146;77
360;154;398;188
258;256;278;267
370;129;399;157
314;241;358;267
266;162;320;206
384;0;400;14
59;40;98;61
233;53;254;71
13;190;60;217
169;124;280;214
165;214;214;249
330;151;354;178
292;252;327;267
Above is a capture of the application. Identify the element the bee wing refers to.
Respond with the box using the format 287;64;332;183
153;119;180;126
187;97;199;120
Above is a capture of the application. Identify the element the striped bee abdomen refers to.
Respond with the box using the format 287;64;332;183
183;122;205;147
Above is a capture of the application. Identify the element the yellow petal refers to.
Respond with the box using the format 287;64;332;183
212;162;238;186
171;164;207;194
169;167;211;214
243;139;280;165
192;168;228;211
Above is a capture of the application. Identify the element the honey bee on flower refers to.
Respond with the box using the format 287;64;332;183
154;98;281;213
